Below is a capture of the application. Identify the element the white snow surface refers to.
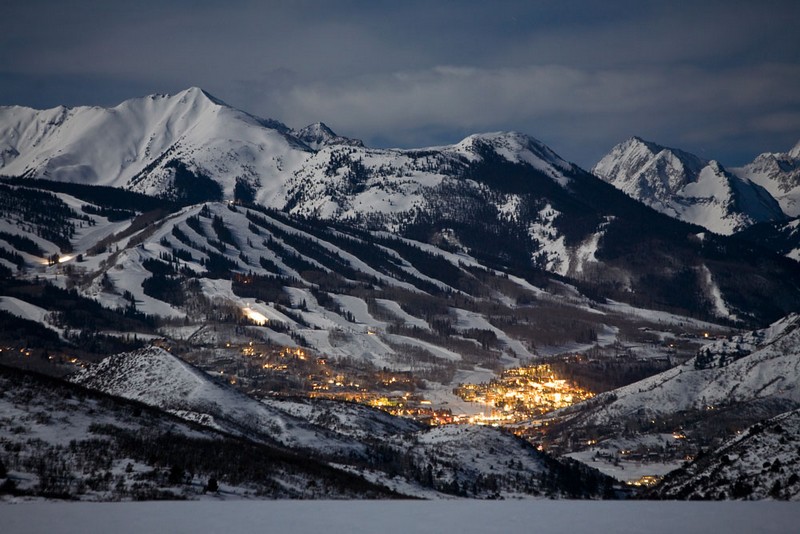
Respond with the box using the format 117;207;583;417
0;296;61;334
0;89;581;224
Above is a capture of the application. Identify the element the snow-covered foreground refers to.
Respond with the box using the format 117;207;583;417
3;501;798;534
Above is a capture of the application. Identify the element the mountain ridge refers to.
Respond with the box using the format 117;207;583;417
592;137;785;235
3;89;800;326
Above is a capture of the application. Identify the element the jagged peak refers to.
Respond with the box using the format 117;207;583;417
447;131;574;186
594;136;709;182
707;159;725;173
298;121;336;137
613;136;707;165
623;136;665;155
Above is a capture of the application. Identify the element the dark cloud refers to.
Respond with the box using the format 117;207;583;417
1;0;799;167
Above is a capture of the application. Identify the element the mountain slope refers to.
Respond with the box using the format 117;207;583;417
0;364;397;500
593;137;785;235
547;313;800;475
559;314;800;430
653;408;800;500
735;216;800;262
70;346;385;458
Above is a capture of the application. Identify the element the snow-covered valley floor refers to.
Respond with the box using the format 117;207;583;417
2;501;798;534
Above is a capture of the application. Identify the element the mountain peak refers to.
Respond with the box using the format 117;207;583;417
455;131;573;174
301;121;335;136
594;138;784;234
174;86;226;107
625;136;664;154
593;137;707;191
292;121;363;150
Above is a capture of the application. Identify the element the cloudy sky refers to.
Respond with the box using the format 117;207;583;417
2;0;799;167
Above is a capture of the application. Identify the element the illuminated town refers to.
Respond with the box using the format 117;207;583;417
454;364;595;426
177;341;595;429
1;337;595;431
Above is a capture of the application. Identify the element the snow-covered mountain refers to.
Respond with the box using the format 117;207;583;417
733;140;800;217
5;87;800;502
70;346;383;458
0;87;310;203
549;313;800;490
0;89;575;215
5;89;800;326
0;89;647;279
593;137;785;235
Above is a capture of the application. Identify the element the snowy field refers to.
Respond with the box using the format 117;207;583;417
2;501;798;534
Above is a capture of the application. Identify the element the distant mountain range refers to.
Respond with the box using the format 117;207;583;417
2;88;799;325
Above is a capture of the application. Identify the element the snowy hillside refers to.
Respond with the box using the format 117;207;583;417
734;140;800;217
0;365;395;500
543;314;800;490
593;137;785;234
654;408;800;500
736;216;800;262
282;130;577;223
70;346;380;458
562;314;800;429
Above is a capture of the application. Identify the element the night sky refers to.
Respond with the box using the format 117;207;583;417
2;0;799;168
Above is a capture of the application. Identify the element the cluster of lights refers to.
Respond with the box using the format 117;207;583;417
627;475;662;487
365;393;453;423
455;364;594;425
0;346;88;368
